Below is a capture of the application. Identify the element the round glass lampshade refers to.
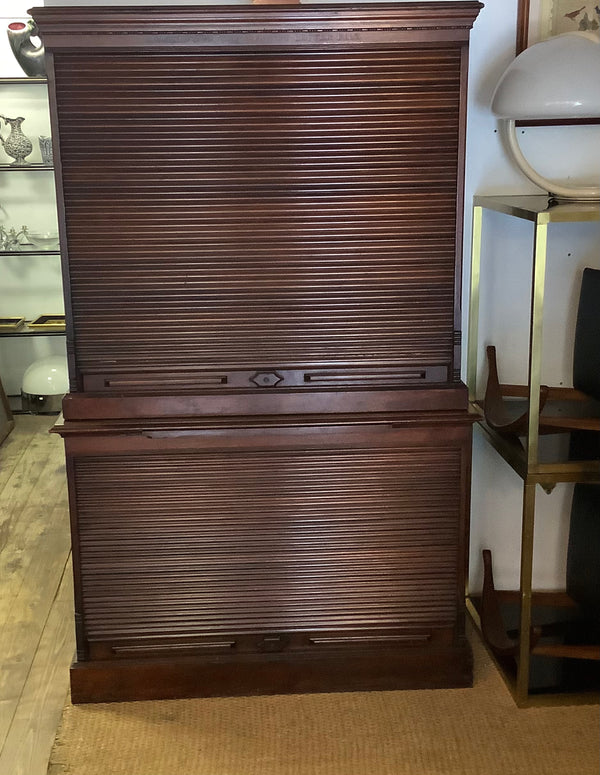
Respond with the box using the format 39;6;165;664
21;355;69;414
491;32;600;200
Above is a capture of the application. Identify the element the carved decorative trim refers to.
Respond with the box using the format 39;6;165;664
41;26;475;36
250;371;284;388
33;3;483;46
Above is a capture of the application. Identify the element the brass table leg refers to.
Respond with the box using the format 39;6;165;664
516;480;537;705
467;205;483;403
518;216;547;706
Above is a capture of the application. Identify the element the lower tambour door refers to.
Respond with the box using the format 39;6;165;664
65;421;471;663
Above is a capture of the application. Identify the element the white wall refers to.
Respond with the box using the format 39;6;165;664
3;0;599;591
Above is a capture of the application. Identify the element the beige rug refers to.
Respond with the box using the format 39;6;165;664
48;632;599;775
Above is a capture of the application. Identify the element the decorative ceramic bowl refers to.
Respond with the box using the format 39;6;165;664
26;231;59;250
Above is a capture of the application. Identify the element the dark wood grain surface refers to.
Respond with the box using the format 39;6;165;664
36;3;481;701
52;48;463;393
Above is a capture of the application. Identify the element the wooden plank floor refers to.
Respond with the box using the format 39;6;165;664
0;414;74;775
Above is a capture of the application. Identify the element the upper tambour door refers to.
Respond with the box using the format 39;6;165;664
38;4;480;396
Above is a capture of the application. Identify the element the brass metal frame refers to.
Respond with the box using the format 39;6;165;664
467;194;600;706
28;314;66;331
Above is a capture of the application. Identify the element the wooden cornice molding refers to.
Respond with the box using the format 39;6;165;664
31;3;483;49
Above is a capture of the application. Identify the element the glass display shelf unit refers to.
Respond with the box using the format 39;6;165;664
468;194;600;478
0;76;63;421
0;324;65;338
467;194;600;707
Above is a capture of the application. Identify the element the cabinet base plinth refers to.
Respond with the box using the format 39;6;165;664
69;643;473;704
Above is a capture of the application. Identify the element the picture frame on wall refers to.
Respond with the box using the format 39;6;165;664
517;1;600;52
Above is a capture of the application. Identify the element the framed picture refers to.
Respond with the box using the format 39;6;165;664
517;1;600;52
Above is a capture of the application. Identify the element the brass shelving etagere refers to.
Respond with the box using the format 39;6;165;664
467;194;600;707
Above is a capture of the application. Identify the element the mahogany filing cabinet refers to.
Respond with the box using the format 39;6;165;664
32;2;481;702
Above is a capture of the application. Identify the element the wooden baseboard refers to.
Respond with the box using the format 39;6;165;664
70;642;473;704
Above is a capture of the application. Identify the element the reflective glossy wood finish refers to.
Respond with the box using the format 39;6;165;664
35;3;481;702
59;414;474;703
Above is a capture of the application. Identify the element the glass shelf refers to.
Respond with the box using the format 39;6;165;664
468;594;600;705
473;195;600;224
473;414;600;490
0;75;48;86
0;163;53;171
0;77;47;85
0;323;65;338
0;249;60;256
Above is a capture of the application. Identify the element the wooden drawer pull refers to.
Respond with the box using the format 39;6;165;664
309;634;431;646
112;641;236;655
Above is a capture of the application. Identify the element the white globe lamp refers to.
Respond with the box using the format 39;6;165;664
21;355;68;414
491;32;600;200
